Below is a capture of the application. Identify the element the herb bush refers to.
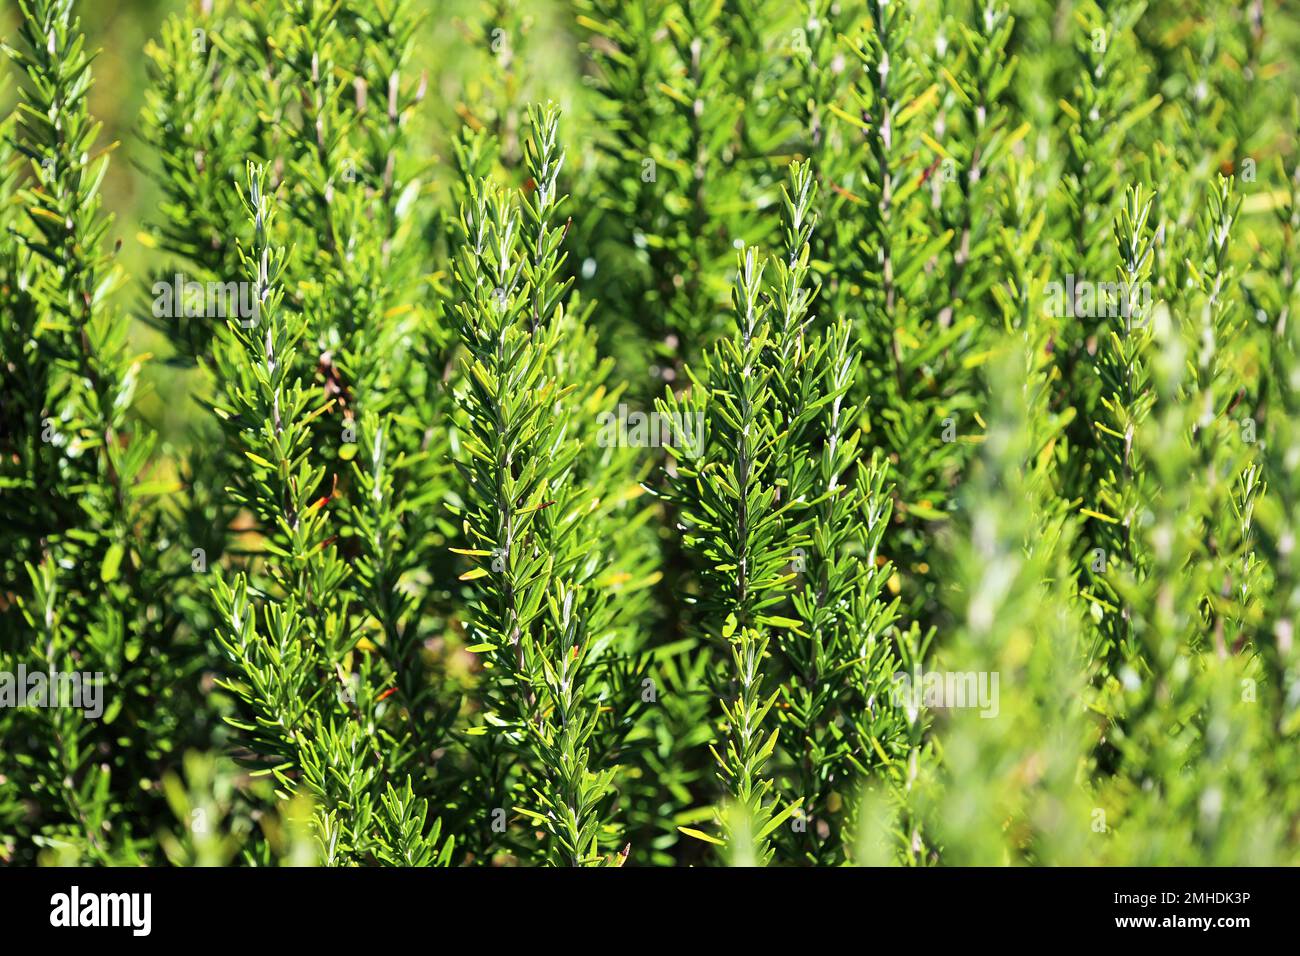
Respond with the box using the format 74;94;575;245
1;0;1298;866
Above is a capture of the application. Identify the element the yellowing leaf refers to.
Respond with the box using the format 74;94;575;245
101;542;124;583
760;615;804;630
919;132;953;161
896;83;939;127
677;826;725;846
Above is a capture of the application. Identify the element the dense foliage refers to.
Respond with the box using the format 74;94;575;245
1;0;1298;866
